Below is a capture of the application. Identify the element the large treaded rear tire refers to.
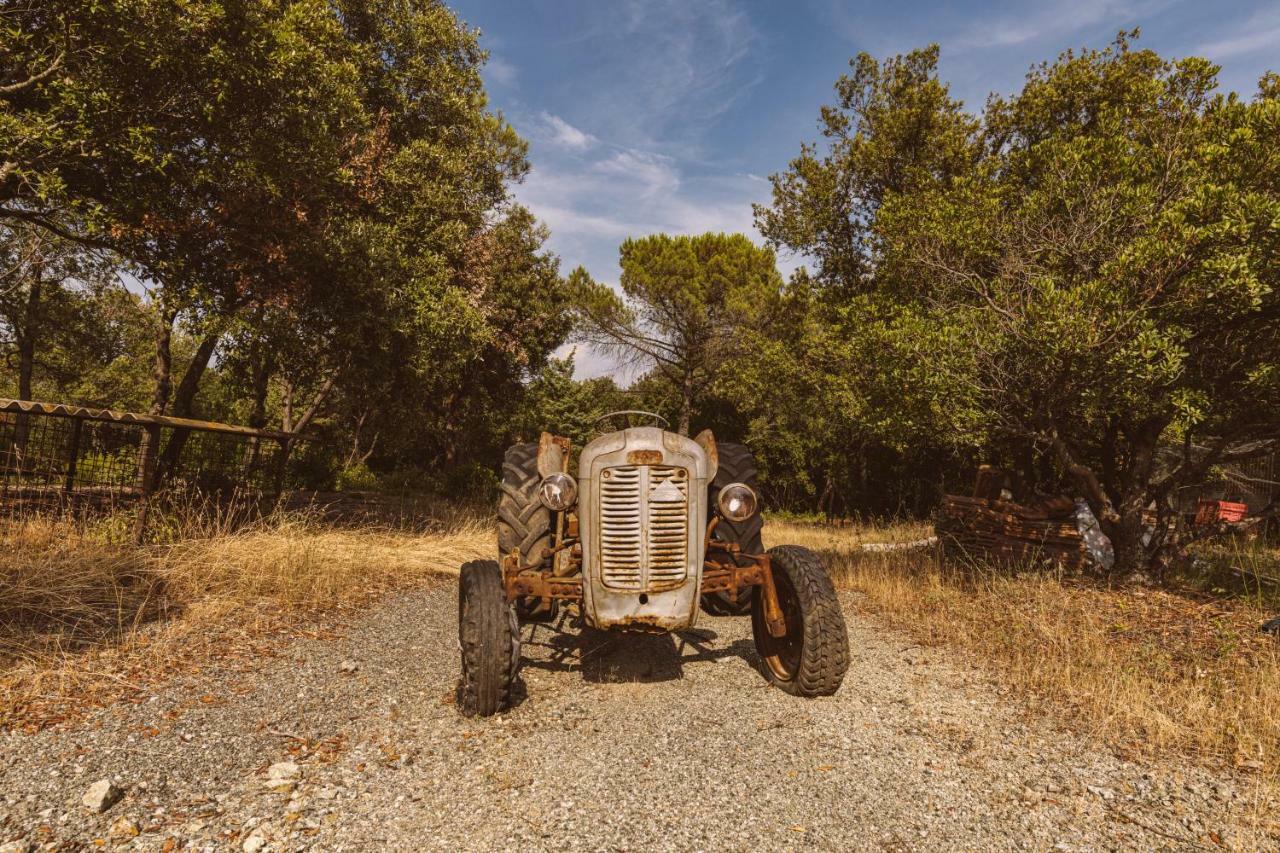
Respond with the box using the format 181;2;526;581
457;559;519;717
700;442;764;616
498;443;551;563
751;545;848;696
497;444;559;622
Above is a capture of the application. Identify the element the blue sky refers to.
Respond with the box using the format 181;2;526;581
449;0;1278;378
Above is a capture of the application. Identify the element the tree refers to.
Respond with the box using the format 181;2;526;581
759;33;1280;571
3;0;566;493
571;233;783;435
1;0;372;421
511;353;629;453
755;45;978;292
0;222;119;401
743;47;980;514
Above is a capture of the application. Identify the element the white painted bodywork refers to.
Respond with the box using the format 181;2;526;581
578;427;712;630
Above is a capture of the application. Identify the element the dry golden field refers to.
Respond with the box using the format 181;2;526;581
768;519;1280;776
2;507;1277;780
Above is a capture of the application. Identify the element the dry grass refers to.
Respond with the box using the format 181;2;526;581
764;513;934;545
765;518;1280;776
7;501;1279;779
0;508;490;729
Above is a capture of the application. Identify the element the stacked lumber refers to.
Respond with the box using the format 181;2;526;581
936;494;1093;569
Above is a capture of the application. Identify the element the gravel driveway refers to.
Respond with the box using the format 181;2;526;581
1;579;1275;851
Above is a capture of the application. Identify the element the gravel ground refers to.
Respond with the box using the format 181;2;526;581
1;579;1276;851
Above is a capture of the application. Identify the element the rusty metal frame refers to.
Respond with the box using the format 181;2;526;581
501;520;788;637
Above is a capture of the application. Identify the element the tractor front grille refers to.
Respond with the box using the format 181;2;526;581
599;464;689;591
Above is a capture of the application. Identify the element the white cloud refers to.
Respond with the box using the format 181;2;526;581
540;113;597;150
551;0;761;157
591;149;679;196
1197;8;1280;60
951;0;1167;50
486;56;518;87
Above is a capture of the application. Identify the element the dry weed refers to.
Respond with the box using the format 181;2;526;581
0;507;490;729
765;518;1280;775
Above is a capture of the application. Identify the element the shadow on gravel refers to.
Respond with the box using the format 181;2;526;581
519;617;756;684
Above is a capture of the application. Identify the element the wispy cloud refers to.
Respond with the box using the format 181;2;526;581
486;56;518;87
1196;7;1280;60
590;150;679;196
539;113;597;150
553;0;761;157
950;0;1171;50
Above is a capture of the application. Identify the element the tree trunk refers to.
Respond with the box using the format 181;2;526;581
11;261;42;471
168;330;221;419
1050;418;1169;577
244;346;274;474
286;370;336;436
135;307;175;541
150;309;175;417
678;367;693;436
16;271;40;401
156;329;223;485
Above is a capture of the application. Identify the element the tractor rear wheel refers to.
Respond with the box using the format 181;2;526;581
700;442;764;616
751;545;848;696
497;443;558;622
457;559;520;716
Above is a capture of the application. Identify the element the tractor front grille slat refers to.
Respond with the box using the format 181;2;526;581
645;466;689;589
600;466;643;589
599;464;689;591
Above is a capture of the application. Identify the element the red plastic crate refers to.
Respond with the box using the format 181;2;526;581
1195;500;1249;525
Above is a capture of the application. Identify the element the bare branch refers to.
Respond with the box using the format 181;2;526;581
0;50;64;95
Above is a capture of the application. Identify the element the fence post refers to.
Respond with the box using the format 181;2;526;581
63;417;83;494
133;423;160;543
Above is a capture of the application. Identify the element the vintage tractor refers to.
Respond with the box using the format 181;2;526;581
456;412;849;716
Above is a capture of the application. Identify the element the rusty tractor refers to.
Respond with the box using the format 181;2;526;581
456;412;849;716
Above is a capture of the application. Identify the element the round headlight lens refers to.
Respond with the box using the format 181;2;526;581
538;472;577;511
717;482;758;522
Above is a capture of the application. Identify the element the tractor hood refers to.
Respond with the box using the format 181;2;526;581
577;427;712;630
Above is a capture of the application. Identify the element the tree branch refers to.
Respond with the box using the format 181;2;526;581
0;50;64;95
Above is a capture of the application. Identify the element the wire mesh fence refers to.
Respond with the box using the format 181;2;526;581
0;399;298;532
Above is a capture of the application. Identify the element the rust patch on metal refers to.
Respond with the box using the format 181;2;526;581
505;567;583;604
756;553;787;637
612;614;685;632
626;449;663;465
537;431;571;477
693;428;718;479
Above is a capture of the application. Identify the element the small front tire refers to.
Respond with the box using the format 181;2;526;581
751;545;849;696
458;560;520;717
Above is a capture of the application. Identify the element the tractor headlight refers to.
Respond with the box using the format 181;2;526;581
717;483;758;522
538;472;577;511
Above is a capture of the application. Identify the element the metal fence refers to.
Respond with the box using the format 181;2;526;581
0;398;299;531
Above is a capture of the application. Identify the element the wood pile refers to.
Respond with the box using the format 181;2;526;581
936;493;1093;569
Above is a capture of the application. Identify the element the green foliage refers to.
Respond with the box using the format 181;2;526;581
0;0;572;494
511;354;629;452
572;232;783;434
757;31;1280;568
335;462;380;492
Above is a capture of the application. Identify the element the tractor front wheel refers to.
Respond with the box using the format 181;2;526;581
751;545;849;696
457;559;520;716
